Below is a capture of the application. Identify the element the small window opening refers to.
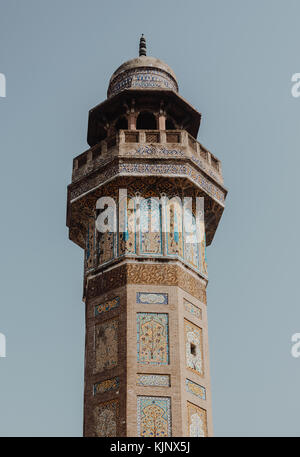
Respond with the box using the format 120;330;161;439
190;343;197;356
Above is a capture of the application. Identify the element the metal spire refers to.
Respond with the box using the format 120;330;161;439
139;34;146;56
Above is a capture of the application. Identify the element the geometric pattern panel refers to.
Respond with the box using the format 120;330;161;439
137;292;168;304
187;402;207;437
94;399;119;437
184;319;204;376
137;313;169;365
95;318;118;373
184;299;202;319
137;374;170;387
137;396;171;437
185;379;206;400
94;296;120;316
93;377;120;395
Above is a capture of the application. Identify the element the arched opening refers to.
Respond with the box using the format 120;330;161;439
136;111;157;130
166;117;176;130
115;116;128;131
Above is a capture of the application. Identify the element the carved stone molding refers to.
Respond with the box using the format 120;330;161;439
87;263;207;303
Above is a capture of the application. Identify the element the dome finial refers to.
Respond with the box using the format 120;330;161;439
139;34;146;56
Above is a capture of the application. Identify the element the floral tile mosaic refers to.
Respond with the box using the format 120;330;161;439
184;319;204;376
95;318;118;373
94;399;119;437
137;313;169;365
187;402;207;437
140;198;163;255
137;396;171;437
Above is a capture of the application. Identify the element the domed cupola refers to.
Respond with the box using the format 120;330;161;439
107;34;179;97
87;36;201;146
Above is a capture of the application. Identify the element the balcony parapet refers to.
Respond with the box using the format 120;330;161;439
72;130;223;186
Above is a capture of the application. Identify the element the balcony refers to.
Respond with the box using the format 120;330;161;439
72;130;223;185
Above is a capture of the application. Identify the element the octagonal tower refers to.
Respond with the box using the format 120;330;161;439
66;36;227;437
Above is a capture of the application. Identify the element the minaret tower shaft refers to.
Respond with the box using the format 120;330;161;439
67;36;227;437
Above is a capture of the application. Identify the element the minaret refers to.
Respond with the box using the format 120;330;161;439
66;36;227;437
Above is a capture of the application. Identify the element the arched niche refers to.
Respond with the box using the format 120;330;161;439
115;116;128;131
166;117;176;130
136;111;157;130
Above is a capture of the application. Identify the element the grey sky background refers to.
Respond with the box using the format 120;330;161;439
0;0;299;437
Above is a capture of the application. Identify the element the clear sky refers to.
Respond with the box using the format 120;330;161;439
0;0;300;437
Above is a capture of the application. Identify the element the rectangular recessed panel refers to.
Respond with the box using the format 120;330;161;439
137;313;169;365
137;396;171;437
95;296;120;316
94;400;119;437
184;299;202;319
94;377;120;395
146;132;160;143
137;374;170;387
166;133;180;143
140;198;163;255
125;132;139;143
187;402;207;437
137;292;168;304
185;379;206;400
184;319;204;376
95;318;118;373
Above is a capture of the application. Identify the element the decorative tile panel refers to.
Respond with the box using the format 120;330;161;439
94;399;119;437
98;231;114;264
184;209;199;269
93;377;120;395
94;296;120;316
166;199;184;258
137;396;171;437
85;217;95;271
118;198;136;255
69;162;226;206
140;198;162;255
137;292;168;305
137;374;170;387
108;67;178;97
95;318;118;373
187;402;207;437
135;146;184;157
184;299;202;319
117;163;226;204
88;264;207;304
184;320;204;376
185;379;206;400
137;313;169;365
